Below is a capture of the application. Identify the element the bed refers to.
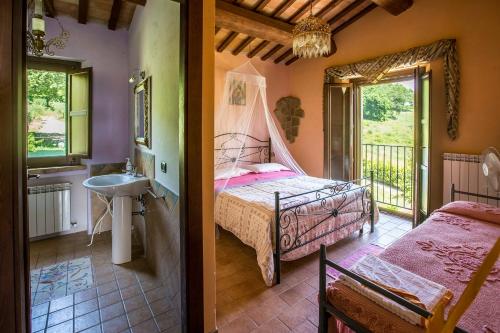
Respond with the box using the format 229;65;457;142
319;196;500;333
214;133;379;286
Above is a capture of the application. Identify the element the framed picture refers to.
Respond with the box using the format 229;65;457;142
229;79;246;106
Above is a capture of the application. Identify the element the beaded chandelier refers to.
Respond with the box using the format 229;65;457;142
292;1;331;59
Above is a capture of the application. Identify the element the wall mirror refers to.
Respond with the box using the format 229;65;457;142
134;76;151;148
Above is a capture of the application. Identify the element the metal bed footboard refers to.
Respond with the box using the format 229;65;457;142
318;244;468;333
273;171;375;284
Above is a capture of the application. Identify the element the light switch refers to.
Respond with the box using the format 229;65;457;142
161;161;167;173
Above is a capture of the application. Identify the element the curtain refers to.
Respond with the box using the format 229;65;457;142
324;39;460;139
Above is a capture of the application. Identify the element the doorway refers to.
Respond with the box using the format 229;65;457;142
355;68;431;226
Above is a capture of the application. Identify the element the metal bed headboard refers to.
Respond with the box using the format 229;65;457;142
214;132;271;168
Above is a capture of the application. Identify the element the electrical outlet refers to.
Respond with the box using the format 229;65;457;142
160;161;167;173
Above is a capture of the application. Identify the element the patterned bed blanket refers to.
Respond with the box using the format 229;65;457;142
327;201;500;333
215;175;378;286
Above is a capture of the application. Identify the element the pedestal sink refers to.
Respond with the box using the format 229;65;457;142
83;174;149;264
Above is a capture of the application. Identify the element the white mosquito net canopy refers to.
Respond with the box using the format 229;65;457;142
215;61;305;190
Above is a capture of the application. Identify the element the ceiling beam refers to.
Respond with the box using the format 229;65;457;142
78;0;88;24
285;56;299;65
232;36;253;55
216;0;293;45
327;0;365;25
43;0;56;17
271;0;297;18
261;44;283;61
287;0;321;23
248;40;270;58
217;31;238;52
124;0;147;5
331;2;376;34
274;48;293;64
316;0;343;19
371;0;412;15
108;0;122;30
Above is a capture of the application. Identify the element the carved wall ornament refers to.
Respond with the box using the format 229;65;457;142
274;96;304;143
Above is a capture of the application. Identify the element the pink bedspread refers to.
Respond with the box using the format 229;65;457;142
214;170;298;192
328;201;500;333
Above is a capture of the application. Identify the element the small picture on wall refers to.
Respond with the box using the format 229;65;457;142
229;79;246;106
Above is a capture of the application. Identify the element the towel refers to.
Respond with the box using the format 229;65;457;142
339;255;453;326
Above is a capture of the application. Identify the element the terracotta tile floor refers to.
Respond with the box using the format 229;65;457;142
29;231;180;333
215;212;411;332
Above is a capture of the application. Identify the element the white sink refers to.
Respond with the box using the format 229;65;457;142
83;173;150;265
83;173;149;197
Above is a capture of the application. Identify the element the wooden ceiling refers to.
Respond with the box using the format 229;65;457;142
42;0;145;30
215;0;413;65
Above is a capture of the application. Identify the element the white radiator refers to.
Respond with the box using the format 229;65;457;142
28;183;72;238
443;153;499;207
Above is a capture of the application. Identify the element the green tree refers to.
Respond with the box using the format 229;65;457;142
362;82;414;121
27;69;66;110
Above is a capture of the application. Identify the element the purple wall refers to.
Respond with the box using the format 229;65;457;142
45;16;129;164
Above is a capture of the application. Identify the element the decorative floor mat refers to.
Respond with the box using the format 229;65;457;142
30;257;93;305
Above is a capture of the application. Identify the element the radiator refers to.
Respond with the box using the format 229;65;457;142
28;183;72;238
443;153;499;207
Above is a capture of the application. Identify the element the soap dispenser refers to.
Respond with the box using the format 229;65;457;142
125;158;133;174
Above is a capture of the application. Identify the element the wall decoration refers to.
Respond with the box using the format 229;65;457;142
229;79;246;105
274;96;304;143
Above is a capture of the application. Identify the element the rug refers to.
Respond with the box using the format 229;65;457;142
31;257;93;305
326;244;384;279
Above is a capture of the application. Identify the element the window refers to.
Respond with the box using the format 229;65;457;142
27;57;92;167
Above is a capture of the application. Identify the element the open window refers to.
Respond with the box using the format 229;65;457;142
27;57;92;168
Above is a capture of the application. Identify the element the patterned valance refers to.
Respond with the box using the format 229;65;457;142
324;39;460;139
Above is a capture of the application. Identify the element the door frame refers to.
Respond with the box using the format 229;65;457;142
1;0;210;331
352;69;419;216
0;0;29;332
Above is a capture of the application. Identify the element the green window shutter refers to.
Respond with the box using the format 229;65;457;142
68;67;92;158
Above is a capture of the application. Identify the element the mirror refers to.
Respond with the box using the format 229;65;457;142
134;76;151;148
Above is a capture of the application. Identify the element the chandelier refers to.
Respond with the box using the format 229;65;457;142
27;0;70;57
292;1;331;59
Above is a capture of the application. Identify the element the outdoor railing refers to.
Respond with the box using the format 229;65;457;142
362;143;413;211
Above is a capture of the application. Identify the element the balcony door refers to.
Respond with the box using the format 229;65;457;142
413;67;431;226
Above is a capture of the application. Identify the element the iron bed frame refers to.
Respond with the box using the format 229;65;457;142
214;132;376;285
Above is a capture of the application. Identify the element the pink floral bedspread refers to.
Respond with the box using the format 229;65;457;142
327;201;500;333
215;173;378;286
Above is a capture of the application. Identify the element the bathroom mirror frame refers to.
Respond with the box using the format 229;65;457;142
134;76;152;148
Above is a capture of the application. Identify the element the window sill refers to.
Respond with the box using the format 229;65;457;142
28;164;87;175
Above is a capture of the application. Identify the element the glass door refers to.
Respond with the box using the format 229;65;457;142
413;67;431;226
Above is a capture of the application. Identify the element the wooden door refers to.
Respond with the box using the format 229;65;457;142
413;67;431;226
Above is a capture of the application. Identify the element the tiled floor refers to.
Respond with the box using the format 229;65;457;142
215;212;412;332
29;231;180;333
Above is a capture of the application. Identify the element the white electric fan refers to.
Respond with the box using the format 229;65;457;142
480;147;500;193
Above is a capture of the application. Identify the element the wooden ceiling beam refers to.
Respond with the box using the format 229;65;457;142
261;44;283;61
285;56;299;65
78;0;89;24
274;48;293;64
327;0;365;25
371;0;412;15
124;0;147;5
248;40;269;58
287;0;321;23
43;0;56;18
216;0;293;45
254;0;272;11
217;31;238;52
331;2;376;34
316;0;343;19
271;0;297;18
108;0;122;30
232;36;254;55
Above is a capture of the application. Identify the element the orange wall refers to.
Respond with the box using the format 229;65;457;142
288;0;500;209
